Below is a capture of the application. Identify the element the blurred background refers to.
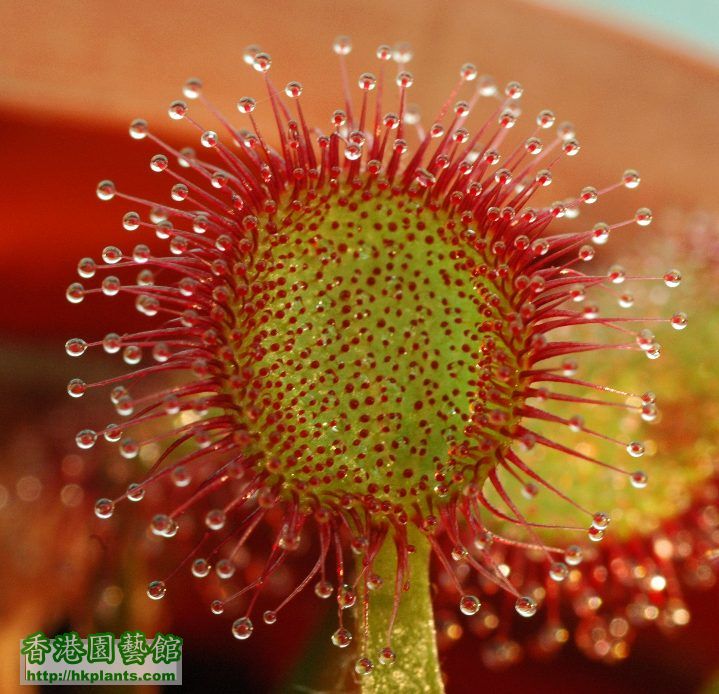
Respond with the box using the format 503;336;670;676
1;0;718;692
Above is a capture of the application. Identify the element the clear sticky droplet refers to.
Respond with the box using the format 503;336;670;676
630;471;648;489
396;71;414;89
376;45;392;61
67;378;87;398
102;276;121;296
505;81;523;99
337;584;356;609
549;562;569;582
171;465;191;487
664;269;682;288
237;96;256;114
123;211;141;229
94;498;115;519
104;424;122;443
201;131;218;148
627;441;645;458
133;244;151;264
623;169;640;189
75;429;97;449
171;184;189;202
378;647;396;665
263;610;278;625
102;333;122;354
151;513;177;538
126;483;145;502
232;617;253;640
354;657;373;676
284;81;303;98
252;53;272;73
183;78;203;99
459;594;481;615
102;246;122;264
392;42;413;64
146;580;167;600
96;180;116;201
565;545;583;566
205;509;226;531
592;223;610;245
635;207;652;227
65;338;88;357
77;257;96;278
671;312;688;330
331;627;352;648
515;596;537;617
191;558;210;578
333;36;352;56
150;154;168;173
314;580;333;599
168;100;188;120
215;559;235;580
129;119;149;140
592;512;611;530
66;283;85;304
122;346;142;365
536;109;555;129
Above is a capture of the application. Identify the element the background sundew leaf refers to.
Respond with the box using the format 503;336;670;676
486;214;710;543
701;670;719;694
459;209;719;667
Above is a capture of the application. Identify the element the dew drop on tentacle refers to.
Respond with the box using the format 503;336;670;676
337;585;356;609
459;594;481;616
635;207;653;227
378;647;396;665
67;378;87;398
232;617;253;640
204;508;226;531
128;119;149;140
314;580;333;599
549;562;569;582
263;610;278;625
96;180;116;201
565;545;583;566
191;558;210;578
183;77;203;100
146;580;167;600
151;513;178;538
126;483;145;502
94;498;115;519
216;559;235;580
65;338;87;357
592;512;611;530
331;628;352;648
626;441;645;458
65;283;85;304
515;596;537;618
671;312;688;330
75;429;97;449
354;657;374;676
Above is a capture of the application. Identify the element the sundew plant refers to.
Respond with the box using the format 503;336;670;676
66;38;685;692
